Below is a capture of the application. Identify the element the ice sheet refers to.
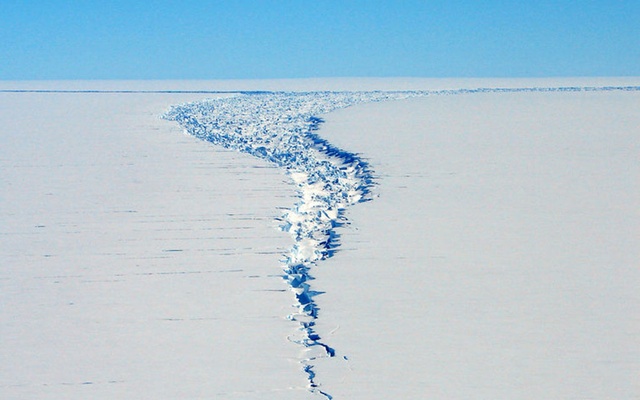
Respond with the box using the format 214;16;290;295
312;89;640;399
1;80;638;399
0;91;313;399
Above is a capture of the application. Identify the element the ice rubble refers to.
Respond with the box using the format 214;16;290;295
163;91;417;395
162;85;638;397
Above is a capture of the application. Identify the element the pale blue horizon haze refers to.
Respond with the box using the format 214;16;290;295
1;0;639;80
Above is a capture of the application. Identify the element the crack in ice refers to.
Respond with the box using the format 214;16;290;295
162;85;639;397
163;91;414;396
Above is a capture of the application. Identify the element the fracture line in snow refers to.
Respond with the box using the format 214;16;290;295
163;91;415;397
162;85;639;397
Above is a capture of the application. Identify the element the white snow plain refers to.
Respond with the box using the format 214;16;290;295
1;78;639;399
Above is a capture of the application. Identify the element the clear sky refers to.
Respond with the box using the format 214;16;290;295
1;0;638;80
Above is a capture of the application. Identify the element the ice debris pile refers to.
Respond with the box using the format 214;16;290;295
163;91;417;395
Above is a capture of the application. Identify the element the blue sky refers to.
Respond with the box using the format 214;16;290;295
1;0;638;80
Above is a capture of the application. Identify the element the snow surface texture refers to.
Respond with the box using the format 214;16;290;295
163;85;639;398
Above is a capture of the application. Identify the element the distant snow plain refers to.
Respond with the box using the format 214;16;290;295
1;78;638;400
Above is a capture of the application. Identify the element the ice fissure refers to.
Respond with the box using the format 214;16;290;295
163;91;415;397
162;86;639;397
